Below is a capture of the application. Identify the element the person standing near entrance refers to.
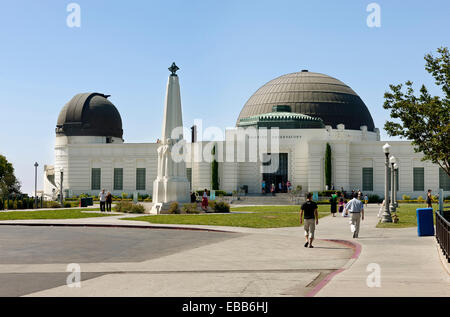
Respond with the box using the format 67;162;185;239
261;180;266;194
300;193;319;248
99;189;107;212
106;191;112;212
344;193;365;238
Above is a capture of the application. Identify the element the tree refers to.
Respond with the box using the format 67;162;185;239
0;154;21;196
211;146;219;190
325;143;332;188
383;47;450;176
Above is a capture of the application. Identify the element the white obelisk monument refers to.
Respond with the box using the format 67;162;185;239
151;63;190;214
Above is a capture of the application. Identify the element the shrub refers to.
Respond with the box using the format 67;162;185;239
368;194;381;203
183;203;200;214
402;195;411;200
130;204;145;214
215;190;227;196
417;196;424;201
121;193;128;199
0;198;3;210
168;202;180;214
318;190;341;197
43;201;61;208
144;198;152;202
214;201;230;213
208;200;216;209
114;201;133;213
63;202;72;208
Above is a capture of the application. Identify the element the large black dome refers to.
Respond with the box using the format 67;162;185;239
56;93;123;139
237;71;375;131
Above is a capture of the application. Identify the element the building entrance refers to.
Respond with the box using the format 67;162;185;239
262;153;288;193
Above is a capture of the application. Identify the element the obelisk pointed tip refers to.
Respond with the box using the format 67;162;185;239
168;62;180;76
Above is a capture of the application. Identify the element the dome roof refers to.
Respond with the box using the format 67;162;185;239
56;93;123;139
237;71;375;131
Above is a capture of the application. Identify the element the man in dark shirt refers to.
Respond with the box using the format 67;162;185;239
300;193;319;248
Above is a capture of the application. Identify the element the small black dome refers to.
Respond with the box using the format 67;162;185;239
237;71;375;131
56;93;123;139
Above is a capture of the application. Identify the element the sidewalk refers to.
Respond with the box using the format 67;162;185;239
311;205;450;296
0;205;448;296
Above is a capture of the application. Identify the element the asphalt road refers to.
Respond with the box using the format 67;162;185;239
0;226;241;296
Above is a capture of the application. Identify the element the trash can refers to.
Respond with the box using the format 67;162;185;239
416;208;435;236
86;197;93;206
80;198;88;208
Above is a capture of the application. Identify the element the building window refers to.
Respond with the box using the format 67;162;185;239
186;168;192;189
439;168;450;191
136;168;146;190
114;168;123;191
91;168;101;190
388;167;399;192
362;168;373;191
413;167;425;191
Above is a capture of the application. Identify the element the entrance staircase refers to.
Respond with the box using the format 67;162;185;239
228;193;304;206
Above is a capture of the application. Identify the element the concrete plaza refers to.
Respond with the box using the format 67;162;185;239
0;205;448;297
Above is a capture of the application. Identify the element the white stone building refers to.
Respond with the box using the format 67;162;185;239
43;71;450;200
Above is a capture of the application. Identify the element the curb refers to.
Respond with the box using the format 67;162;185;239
0;222;234;234
305;239;362;297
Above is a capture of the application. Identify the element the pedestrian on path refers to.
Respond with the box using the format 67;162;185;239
300;193;319;248
364;194;368;208
99;189;107;212
201;189;209;211
426;189;433;208
344;193;365;238
330;192;338;217
338;194;345;215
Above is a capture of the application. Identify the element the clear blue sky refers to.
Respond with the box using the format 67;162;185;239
0;0;448;194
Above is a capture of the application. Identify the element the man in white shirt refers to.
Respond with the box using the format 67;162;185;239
344;193;365;238
99;189;107;212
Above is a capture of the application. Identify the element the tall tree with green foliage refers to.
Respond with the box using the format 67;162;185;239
383;47;450;176
325;143;332;188
0;155;21;196
211;145;219;190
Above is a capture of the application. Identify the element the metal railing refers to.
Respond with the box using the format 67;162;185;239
436;211;449;263
436;188;450;263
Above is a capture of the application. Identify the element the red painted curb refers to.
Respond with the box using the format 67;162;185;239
305;239;362;297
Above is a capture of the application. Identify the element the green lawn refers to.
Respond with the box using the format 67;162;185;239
122;205;331;228
376;203;433;228
0;208;112;220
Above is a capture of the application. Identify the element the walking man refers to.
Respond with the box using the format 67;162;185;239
300;193;319;248
344;193;365;238
99;189;107;212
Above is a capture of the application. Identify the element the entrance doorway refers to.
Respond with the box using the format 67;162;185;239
262;153;288;193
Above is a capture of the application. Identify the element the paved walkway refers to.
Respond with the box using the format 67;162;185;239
0;205;448;296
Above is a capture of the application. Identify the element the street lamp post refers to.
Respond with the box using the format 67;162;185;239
382;143;392;223
34;162;38;209
60;168;64;206
393;163;399;209
389;156;397;213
